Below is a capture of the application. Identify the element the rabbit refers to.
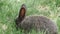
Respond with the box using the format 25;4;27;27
15;4;58;34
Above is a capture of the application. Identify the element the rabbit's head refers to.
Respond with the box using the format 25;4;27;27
15;4;26;29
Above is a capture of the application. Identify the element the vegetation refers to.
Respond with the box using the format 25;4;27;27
0;0;60;34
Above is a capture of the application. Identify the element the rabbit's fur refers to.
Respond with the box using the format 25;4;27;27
15;4;58;34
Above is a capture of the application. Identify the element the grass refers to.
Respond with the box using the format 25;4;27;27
0;0;60;34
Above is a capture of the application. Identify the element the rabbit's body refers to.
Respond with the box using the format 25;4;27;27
16;16;57;34
15;4;58;34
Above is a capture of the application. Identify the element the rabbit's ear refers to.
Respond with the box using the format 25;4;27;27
18;4;26;18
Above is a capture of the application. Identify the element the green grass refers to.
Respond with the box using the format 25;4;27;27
0;0;60;34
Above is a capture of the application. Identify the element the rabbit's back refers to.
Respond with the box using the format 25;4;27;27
20;16;57;34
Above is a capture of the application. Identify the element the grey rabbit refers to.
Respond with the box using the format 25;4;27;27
15;4;58;34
